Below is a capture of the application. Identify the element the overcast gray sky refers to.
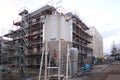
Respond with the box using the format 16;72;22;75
0;0;120;54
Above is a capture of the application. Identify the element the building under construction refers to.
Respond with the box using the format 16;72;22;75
2;5;93;80
88;27;103;58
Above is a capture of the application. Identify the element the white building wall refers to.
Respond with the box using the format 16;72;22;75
88;27;103;58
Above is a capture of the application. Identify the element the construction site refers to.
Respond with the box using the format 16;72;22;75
0;3;104;80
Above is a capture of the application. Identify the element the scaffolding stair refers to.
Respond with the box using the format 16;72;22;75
17;9;31;80
21;16;30;47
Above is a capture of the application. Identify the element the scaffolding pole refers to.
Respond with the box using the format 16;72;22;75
66;44;70;80
44;41;48;80
58;39;61;80
38;42;45;80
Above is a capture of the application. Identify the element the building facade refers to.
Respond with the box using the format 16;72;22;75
0;37;10;64
88;27;103;58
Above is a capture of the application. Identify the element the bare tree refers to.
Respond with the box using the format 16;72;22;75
111;41;120;60
111;41;118;60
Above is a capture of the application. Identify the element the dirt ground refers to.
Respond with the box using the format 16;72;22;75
78;61;120;80
2;61;120;80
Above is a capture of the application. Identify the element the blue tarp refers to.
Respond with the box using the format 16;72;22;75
81;64;91;71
